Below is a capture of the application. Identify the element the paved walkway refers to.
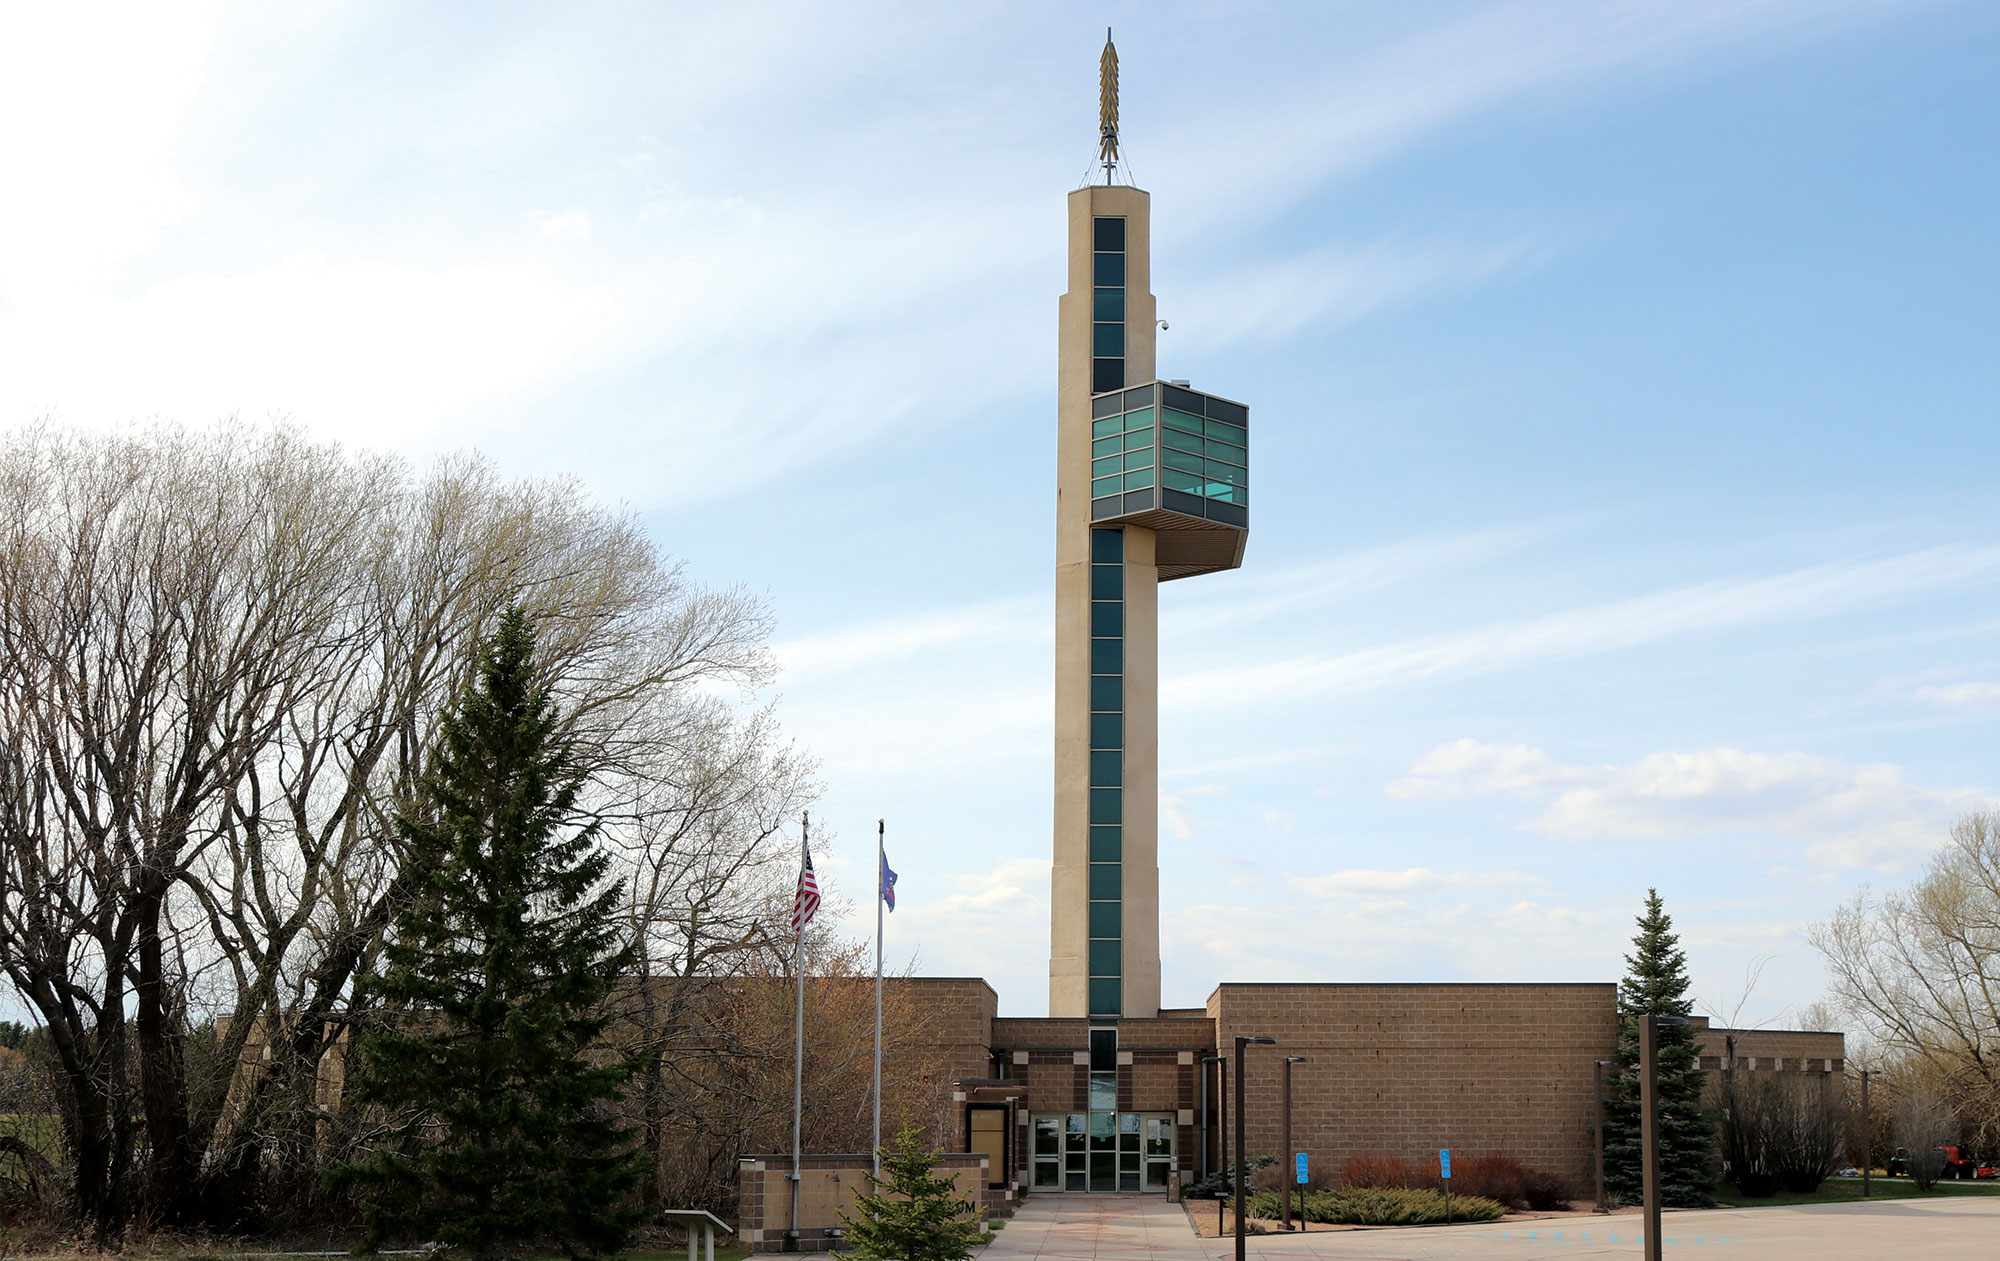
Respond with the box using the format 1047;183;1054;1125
982;1194;2000;1260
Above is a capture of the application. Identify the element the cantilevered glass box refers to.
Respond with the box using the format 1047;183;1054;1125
1087;380;1248;580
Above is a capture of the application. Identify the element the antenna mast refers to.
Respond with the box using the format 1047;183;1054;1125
1098;28;1119;185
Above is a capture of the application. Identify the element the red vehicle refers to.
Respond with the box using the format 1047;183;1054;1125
1937;1147;1999;1180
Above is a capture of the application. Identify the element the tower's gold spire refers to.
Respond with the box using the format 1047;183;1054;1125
1098;28;1119;184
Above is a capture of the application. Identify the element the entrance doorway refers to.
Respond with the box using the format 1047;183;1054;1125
1029;1111;1174;1192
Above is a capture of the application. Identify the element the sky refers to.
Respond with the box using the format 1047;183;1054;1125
3;0;1997;1027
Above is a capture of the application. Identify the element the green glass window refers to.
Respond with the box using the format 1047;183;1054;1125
1090;712;1122;749
1089;826;1121;861
1094;252;1125;286
1091;475;1122;499
1094;323;1124;356
1163;408;1204;434
1091;601;1122;638
1163;428;1204;454
1121;405;1154;430
1092;456;1122;480
1094;288;1125;321
1089;863;1122;899
1089;749;1121;787
1121;427;1153;451
1090;637;1123;674
1121;469;1153;491
1091;564;1122;600
1092;435;1122;459
1092;415;1123;439
1164;449;1202;473
1121;451;1152;474
1204;438;1245;462
1089;938;1121;976
1206;483;1245;505
1204;419;1247;444
1088;977;1121;1016
1088;901;1121;937
1092;529;1123;562
1204;460;1246;485
1163;468;1202;494
1090;674;1123;711
1088;787;1122;824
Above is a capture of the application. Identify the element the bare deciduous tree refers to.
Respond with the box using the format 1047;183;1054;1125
0;423;781;1240
1809;810;2000;1151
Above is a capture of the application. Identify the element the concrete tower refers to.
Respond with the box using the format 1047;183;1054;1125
1050;35;1249;1022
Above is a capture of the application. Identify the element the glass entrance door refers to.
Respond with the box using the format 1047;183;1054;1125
1031;1112;1173;1192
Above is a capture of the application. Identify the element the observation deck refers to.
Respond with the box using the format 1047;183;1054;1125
1086;380;1248;580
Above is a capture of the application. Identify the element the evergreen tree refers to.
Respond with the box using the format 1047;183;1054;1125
1603;888;1717;1206
839;1125;984;1261
330;608;645;1259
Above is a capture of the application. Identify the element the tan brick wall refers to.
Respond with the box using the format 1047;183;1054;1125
1208;983;1618;1191
736;1153;991;1252
1694;1025;1844;1073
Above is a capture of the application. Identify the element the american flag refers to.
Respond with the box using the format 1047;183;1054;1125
791;843;820;932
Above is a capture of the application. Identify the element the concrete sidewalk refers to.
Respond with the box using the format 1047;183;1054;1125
981;1194;2000;1260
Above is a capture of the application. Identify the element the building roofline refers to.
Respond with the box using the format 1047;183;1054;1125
1208;980;1617;997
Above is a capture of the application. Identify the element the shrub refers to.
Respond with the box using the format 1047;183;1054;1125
1339;1154;1432;1189
1520;1169;1575;1212
1252;1158;1332;1194
1895;1093;1956;1191
1245;1187;1505;1226
1183;1156;1273;1200
1714;1071;1848;1197
1334;1152;1570;1211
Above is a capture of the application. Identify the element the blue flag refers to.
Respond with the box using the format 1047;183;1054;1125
880;850;898;911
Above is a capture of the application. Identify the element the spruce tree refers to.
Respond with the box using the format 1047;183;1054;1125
839;1125;984;1261
1603;888;1717;1207
330;608;645;1259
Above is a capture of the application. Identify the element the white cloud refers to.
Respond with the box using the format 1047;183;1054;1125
1389;740;1997;869
1164;545;2000;711
539;210;593;240
1387;740;1572;798
1290;866;1546;898
1914;681;2000;710
774;597;1045;681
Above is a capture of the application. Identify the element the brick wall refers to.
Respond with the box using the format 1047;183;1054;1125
736;1152;992;1252
1693;1022;1844;1073
1208;983;1618;1191
879;978;997;1150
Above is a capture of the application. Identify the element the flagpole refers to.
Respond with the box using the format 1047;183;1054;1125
873;818;885;1181
790;811;808;1249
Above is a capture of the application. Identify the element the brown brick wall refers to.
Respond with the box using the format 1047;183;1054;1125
1208;983;1618;1191
879;978;997;1150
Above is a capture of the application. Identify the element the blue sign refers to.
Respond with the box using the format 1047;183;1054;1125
1440;1149;1452;1179
1295;1152;1308;1185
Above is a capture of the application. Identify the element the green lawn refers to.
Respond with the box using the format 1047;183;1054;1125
1712;1176;2000;1208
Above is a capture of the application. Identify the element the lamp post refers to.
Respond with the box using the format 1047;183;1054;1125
1234;1035;1276;1261
1593;1060;1613;1213
1281;1056;1307;1231
1859;1069;1873;1197
1641;1014;1688;1261
1199;1054;1224;1181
